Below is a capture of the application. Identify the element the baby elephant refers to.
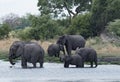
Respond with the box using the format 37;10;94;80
63;55;83;68
76;47;98;68
47;44;65;57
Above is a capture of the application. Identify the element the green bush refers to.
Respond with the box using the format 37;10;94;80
66;13;92;39
28;15;64;40
106;19;120;36
0;51;8;61
16;27;32;41
0;24;11;39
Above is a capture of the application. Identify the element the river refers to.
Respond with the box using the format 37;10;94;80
0;60;120;82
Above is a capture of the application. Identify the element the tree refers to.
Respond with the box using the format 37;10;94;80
2;13;30;30
66;13;92;39
106;19;120;37
91;0;120;36
37;0;92;19
2;13;20;29
15;16;31;29
0;24;11;39
16;27;32;41
28;15;64;40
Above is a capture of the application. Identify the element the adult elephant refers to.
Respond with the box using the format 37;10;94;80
57;35;86;55
75;47;98;68
63;55;83;68
9;41;44;68
47;44;65;57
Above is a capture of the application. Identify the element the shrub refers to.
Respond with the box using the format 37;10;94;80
0;24;11;39
66;13;92;39
106;19;120;36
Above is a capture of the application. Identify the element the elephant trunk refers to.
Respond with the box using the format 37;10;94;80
9;56;15;65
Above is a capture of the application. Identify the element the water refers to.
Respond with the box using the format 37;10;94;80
0;60;120;82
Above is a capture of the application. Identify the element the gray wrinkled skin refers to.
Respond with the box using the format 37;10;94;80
76;47;97;68
64;54;83;68
57;35;86;55
9;41;44;68
47;44;65;57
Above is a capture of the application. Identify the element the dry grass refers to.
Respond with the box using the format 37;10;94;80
0;38;19;52
86;38;120;57
0;38;56;52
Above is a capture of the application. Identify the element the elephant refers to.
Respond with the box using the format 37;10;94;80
9;41;44;68
63;55;83;68
75;47;98;68
47;44;65;57
57;35;86;55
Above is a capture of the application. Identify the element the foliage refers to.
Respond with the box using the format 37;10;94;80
91;0;120;36
28;15;64;40
106;19;120;36
15;16;31;29
2;13;20;29
16;27;32;41
0;24;11;39
37;0;92;18
66;13;92;39
0;51;8;60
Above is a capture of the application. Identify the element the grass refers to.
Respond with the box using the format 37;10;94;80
0;37;120;64
86;37;120;58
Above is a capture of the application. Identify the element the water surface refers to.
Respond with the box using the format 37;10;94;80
0;60;120;82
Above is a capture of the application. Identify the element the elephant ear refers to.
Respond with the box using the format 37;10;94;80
16;44;24;58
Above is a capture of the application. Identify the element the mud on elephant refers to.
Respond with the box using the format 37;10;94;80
75;47;98;68
57;35;86;55
9;41;44;68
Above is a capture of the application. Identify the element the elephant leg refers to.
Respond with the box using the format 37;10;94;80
40;62;43;68
39;59;43;68
57;52;60;57
66;46;71;55
55;54;57;57
64;63;69;68
21;58;27;68
82;61;84;67
33;63;36;68
76;65;80;68
94;61;98;67
90;61;93;68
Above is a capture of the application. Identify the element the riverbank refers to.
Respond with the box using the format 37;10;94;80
0;38;120;64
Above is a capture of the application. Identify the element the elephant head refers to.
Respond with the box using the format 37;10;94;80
9;41;24;65
57;35;67;45
63;55;73;67
75;48;82;55
59;44;65;55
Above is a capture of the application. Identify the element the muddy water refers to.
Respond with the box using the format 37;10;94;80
0;60;120;82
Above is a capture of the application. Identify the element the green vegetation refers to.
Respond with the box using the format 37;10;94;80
0;51;8;61
0;0;120;40
0;24;11;39
107;19;120;37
